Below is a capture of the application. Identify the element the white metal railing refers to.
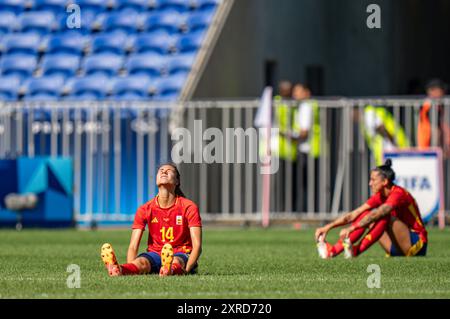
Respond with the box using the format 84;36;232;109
0;98;448;226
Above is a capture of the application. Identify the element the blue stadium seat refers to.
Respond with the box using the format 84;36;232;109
0;11;16;37
74;0;107;15
113;93;149;101
18;11;56;35
186;10;214;33
91;32;128;55
23;93;60;101
133;32;178;55
68;75;110;100
111;75;151;99
195;0;219;12
167;53;195;75
46;34;87;56
155;72;186;98
83;53;124;77
143;11;187;34
100;12;141;35
32;0;68;15
1;33;41;56
126;53;166;77
0;75;21;101
176;31;203;53
156;0;191;13
0;54;37;79
0;0;25;14
115;0;148;14
24;75;65;100
41;54;80;78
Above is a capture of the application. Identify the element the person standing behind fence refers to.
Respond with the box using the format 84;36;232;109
272;81;297;161
363;105;410;166
280;83;321;212
269;81;297;212
418;79;450;158
292;83;321;159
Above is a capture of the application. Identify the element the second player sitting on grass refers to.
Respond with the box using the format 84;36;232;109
314;159;428;259
100;163;202;277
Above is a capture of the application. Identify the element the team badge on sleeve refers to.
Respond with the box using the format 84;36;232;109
176;215;183;225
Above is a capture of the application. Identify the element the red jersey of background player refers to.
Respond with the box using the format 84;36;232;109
132;195;202;254
366;184;428;243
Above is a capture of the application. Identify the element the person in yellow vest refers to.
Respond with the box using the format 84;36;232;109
363;105;410;166
278;83;321;212
271;81;298;161
276;83;321;159
292;83;321;159
268;81;295;212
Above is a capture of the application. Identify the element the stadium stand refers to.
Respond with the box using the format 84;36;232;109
0;0;222;101
0;75;21;100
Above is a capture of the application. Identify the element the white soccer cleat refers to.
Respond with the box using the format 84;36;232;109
343;237;354;259
316;235;330;259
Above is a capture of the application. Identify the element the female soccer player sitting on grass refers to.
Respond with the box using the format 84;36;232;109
315;159;428;258
101;163;202;277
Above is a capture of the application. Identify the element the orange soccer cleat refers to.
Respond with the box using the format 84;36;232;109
101;243;121;276
159;243;174;277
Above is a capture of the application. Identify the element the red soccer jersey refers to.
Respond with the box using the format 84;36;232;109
132;196;202;254
366;185;428;243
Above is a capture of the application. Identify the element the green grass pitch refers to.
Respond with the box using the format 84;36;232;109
0;227;449;298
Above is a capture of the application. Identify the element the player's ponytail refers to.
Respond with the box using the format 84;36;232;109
372;159;396;184
174;167;186;198
159;162;186;198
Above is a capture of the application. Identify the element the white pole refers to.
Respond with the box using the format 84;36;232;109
255;87;273;228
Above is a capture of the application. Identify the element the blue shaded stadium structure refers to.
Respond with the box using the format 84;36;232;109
0;0;220;101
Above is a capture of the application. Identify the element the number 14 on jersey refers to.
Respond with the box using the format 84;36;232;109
160;226;174;242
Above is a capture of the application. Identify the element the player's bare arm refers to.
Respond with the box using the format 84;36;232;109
127;229;144;263
185;226;202;273
315;203;371;241
340;204;393;238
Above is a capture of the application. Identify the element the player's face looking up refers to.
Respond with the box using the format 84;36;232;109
156;165;178;188
369;170;388;194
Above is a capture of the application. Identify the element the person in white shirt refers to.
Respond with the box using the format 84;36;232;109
292;83;314;155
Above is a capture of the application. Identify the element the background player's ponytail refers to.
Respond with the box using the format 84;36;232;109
372;159;396;184
159;162;186;197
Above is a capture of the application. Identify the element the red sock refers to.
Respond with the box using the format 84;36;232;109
171;263;185;275
120;263;140;276
330;227;365;256
330;210;372;257
354;216;389;256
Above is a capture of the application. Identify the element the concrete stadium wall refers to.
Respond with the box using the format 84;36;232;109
194;0;450;98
